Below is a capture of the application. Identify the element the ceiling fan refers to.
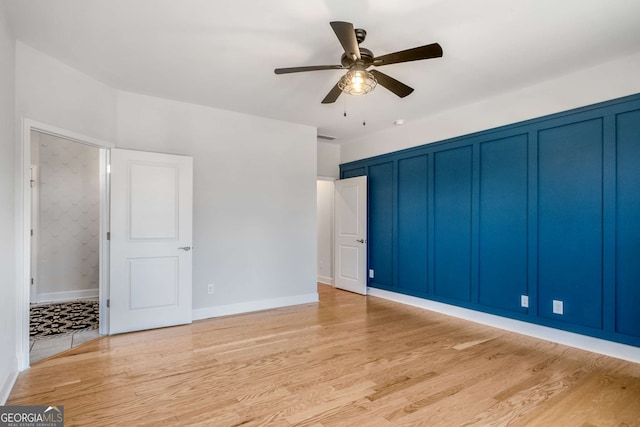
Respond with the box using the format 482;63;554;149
274;21;443;104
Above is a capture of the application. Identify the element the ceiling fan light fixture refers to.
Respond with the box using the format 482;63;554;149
275;21;443;103
338;67;377;96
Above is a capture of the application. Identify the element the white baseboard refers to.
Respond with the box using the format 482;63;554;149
36;288;99;304
317;276;333;286
192;293;319;321
368;287;640;364
0;369;18;405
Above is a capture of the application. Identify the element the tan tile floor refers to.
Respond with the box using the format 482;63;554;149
30;328;100;364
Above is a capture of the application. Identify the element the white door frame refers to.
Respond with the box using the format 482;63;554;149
17;118;113;370
317;176;336;286
29;165;38;304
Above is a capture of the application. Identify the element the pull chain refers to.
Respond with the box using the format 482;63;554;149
362;100;366;126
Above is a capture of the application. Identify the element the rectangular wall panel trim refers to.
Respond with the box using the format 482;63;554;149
537;119;603;329
367;162;394;287
615;109;640;338
478;134;528;314
433;146;472;302
397;154;429;294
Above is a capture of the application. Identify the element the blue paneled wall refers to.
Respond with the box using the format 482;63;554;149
340;93;640;347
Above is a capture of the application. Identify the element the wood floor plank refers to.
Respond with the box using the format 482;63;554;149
8;284;640;426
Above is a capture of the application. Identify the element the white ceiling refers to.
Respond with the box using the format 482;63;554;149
5;0;640;141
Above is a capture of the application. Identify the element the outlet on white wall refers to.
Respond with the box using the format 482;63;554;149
207;284;215;295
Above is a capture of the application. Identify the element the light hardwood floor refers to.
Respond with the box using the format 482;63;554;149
9;284;640;426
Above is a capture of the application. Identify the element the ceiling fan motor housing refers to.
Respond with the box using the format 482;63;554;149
341;47;374;68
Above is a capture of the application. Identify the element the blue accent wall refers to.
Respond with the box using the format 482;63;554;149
340;93;640;347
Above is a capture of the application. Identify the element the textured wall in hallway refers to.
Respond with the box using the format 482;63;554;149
34;132;99;300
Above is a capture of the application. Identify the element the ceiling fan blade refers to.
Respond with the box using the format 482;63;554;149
321;82;343;104
370;70;414;98
274;65;345;74
330;21;361;61
373;43;443;67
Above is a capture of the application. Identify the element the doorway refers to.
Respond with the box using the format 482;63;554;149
18;120;112;370
28;130;103;363
18;120;194;369
317;178;335;286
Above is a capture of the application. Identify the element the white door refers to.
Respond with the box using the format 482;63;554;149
334;176;367;295
109;148;193;334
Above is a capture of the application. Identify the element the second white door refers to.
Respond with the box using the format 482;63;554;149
109;148;193;334
334;176;367;295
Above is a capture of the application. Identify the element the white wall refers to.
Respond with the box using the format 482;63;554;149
317;140;340;178
33;132;100;302
15;42;117;142
0;1;17;404
116;91;318;313
316;180;334;285
14;44;318;319
341;52;640;162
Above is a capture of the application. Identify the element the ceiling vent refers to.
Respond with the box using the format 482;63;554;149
317;133;337;141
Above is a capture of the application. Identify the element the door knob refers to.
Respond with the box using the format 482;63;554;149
178;246;192;251
356;239;366;243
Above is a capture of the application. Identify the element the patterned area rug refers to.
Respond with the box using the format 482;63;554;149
30;300;99;339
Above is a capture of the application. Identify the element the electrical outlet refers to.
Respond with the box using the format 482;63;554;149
207;284;215;295
319;260;324;270
520;295;529;308
369;269;374;279
552;299;563;315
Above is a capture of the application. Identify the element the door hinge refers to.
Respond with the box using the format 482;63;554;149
106;299;110;308
107;231;110;240
31;278;34;285
30;229;33;237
